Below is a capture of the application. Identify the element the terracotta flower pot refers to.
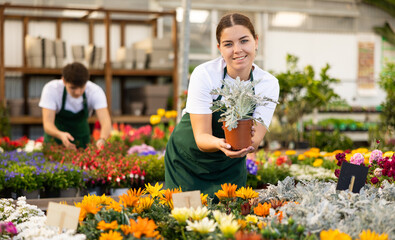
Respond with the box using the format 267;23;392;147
223;119;253;150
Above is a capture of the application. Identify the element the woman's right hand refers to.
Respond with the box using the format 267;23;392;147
218;139;255;158
60;132;76;150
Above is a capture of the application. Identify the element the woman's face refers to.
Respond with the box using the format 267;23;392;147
217;24;257;80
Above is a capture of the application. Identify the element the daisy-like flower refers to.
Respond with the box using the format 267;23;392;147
97;220;118;231
285;150;296;155
245;214;258;224
145;182;165;198
190;206;209;221
201;193;208;206
357;229;388;240
171;207;191;224
159;187;182;209
134;196;154;214
120;224;132;235
186;217;217;234
313;158;324;167
215;183;237;201
235;186;259;200
106;199;122;212
218;218;240;238
253;202;271;217
127;188;146;197
119;192;139;208
129;216;161;239
320;229;352;240
212;210;235;225
99;230;123;240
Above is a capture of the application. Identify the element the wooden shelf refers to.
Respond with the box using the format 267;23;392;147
5;67;104;75
112;69;173;76
10;115;165;125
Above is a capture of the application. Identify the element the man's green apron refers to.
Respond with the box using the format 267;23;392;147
44;87;91;149
165;67;254;199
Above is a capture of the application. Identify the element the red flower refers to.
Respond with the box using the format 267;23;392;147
371;177;379;184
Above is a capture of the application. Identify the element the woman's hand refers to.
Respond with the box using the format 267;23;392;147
218;139;255;158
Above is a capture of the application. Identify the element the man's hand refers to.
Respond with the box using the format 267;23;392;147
96;138;106;149
59;132;76;150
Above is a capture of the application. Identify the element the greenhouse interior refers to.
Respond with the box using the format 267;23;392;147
0;0;395;239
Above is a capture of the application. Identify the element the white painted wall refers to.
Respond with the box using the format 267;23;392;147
264;30;386;107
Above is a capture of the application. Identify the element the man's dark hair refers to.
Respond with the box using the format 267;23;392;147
62;62;89;87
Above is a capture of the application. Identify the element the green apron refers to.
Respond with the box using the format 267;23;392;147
44;87;91;149
164;68;254;199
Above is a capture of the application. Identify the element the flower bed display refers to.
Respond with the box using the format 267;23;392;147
1;178;394;240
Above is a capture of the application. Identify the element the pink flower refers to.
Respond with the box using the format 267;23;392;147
369;150;383;164
350;153;364;165
374;168;383;177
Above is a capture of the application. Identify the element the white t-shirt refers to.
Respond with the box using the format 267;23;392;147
185;57;279;128
39;79;108;114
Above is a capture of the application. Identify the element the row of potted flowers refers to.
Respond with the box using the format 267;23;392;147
1;178;393;239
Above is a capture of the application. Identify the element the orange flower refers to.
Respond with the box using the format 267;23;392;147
75;200;102;215
320;229;351;240
275;211;283;223
97;220;118;231
129;216;161;239
201;193;208;206
159;188;182;209
119;192;139;208
253;202;271;217
237;219;247;230
127;188;146;197
236;187;259;200
134;197;154;214
106;199;123;212
99;230;123;240
358;229;388;240
120;224;132;235
215;183;237;201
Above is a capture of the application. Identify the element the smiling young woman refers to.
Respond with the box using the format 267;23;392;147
164;13;280;201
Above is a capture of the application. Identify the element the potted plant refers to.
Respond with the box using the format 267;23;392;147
210;76;278;150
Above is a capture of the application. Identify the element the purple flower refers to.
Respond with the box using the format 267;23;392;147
371;177;379;184
369;150;383;164
336;153;346;166
0;221;18;236
246;159;257;175
350;153;364;165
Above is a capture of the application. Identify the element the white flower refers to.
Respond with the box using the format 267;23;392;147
212;210;234;224
189;206;209;221
171;207;191;224
186;217;217;234
218;218;239;238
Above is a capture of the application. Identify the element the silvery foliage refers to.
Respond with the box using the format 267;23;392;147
210;77;278;131
257;177;395;239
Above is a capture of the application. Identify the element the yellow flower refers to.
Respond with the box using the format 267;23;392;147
273;151;282;157
245;214;258;223
127;188;146;197
165;110;178;119
97;220;118;231
99;230;123;240
201;193;208;206
285;150;296;155
298;154;306;161
357;229;388;240
235;186;259;200
171;207;191;224
257;221;267;229
384;151;394;158
157;108;166;117
253;202;271;217
134;196;154;214
218;218;240;238
313;158;324;167
145;182;165;198
310;147;320;153
345;154;352;161
214;183;237;201
212;210;235;225
150;115;161;125
320;229;352;240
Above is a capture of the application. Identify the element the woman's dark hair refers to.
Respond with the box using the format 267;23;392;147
216;13;257;45
62;62;89;87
